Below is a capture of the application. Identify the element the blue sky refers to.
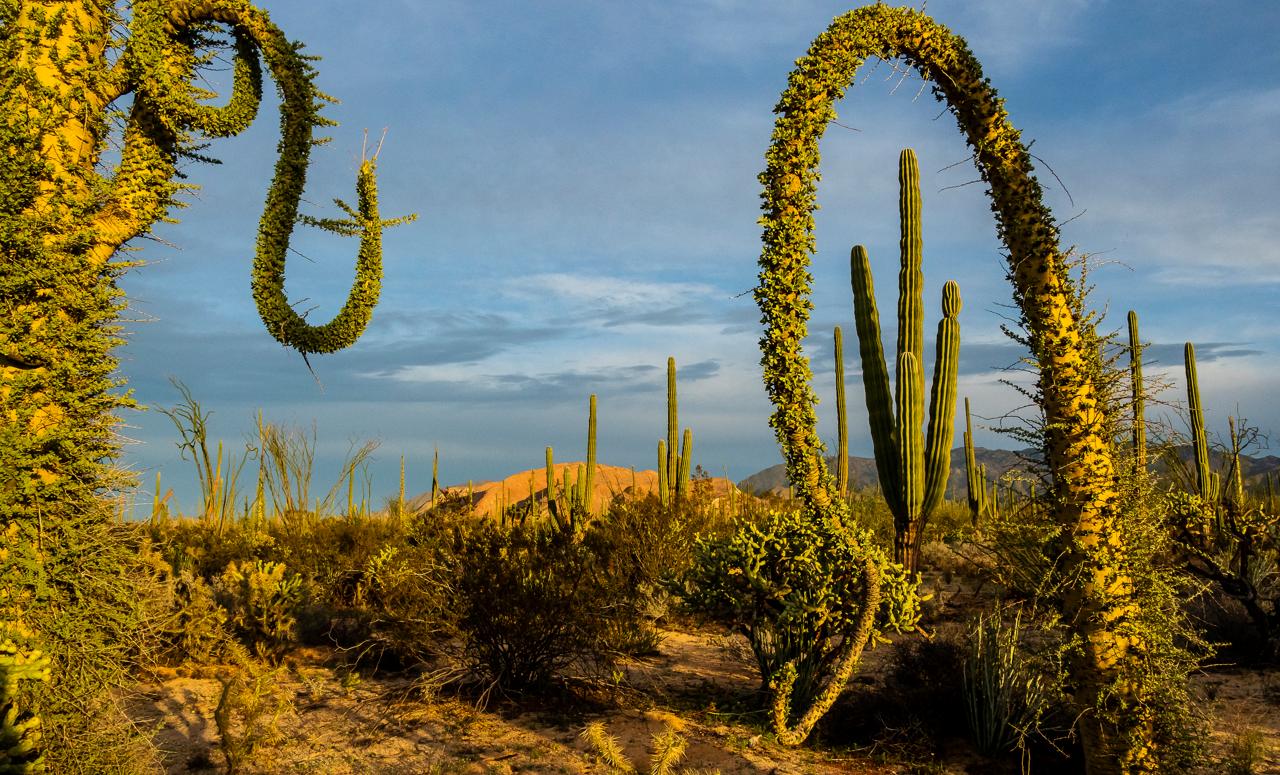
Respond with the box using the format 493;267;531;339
115;1;1280;514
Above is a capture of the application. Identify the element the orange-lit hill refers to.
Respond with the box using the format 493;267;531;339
406;463;739;518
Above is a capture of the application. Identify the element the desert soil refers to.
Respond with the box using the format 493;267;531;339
126;623;1280;774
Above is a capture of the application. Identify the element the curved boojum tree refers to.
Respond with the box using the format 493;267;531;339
2;0;409;525
1;1;408;762
754;5;1149;771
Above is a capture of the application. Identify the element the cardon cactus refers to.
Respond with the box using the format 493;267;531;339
1128;311;1147;473
658;358;692;506
963;398;990;527
1184;342;1220;507
848;149;961;574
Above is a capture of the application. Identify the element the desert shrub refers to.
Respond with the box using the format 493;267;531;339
214;560;304;662
267;510;405;596
148;516;277;580
345;544;456;666
452;520;620;694
683;509;923;720
587;495;730;655
214;647;294;775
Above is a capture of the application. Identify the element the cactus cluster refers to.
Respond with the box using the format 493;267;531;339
848;149;961;573
545;394;598;530
658;358;693;507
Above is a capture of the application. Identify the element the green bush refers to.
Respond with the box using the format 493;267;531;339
683;509;923;719
453;521;620;694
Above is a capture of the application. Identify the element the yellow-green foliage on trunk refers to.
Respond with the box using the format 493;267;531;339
755;5;1156;771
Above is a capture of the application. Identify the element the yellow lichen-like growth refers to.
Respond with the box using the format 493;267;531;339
756;5;1150;771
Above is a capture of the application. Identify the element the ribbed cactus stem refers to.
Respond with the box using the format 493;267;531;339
398;454;406;516
153;470;164;521
431;448;440;508
1128;311;1146;472
677;428;693;502
896;351;924;560
1185;342;1215;504
584;394;597;516
850;244;900;512
1228;416;1245;509
896;149;925;399
964;397;987;525
667;357;679;493
657;440;669;508
834;326;849;496
922;280;961;514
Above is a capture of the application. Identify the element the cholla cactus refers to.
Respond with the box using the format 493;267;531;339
0;623;51;775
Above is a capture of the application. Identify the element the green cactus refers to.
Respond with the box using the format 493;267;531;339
848;149;961;573
545;394;597;529
1185;343;1220;507
659;358;693;505
0;624;50;775
963;398;989;528
834;326;850;497
1127;311;1147;473
431;448;441;509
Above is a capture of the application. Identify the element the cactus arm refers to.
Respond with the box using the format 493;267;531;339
849;245;902;514
963;397;987;523
834;326;849;496
584;394;597;516
1185;342;1214;503
657;440;670;508
1127;311;1146;472
677;428;693;502
921;281;961;515
895;149;926;394
666;357;679;496
896;352;924;555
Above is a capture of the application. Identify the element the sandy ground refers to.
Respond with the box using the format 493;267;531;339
127;624;1280;773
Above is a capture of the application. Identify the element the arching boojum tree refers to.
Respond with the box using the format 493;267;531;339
1;0;407;762
755;5;1151;772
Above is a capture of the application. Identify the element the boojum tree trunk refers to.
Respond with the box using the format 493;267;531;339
754;6;1151;772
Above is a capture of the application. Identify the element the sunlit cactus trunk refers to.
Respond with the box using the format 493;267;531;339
1127;311;1146;474
754;6;1156;770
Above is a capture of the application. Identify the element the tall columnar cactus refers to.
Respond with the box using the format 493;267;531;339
963;398;989;527
1127;311;1147;473
834;327;850;496
755;6;1158;766
847;149;961;574
659;358;692;506
1184;343;1220;507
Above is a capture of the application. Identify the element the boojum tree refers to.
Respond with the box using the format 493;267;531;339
2;0;410;529
755;5;1153;772
1;1;408;763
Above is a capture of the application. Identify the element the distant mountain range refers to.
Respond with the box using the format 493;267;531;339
737;446;1280;500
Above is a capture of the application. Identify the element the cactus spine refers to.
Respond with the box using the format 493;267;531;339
849;149;961;574
659;358;693;505
834;326;850;496
1127;311;1147;473
963;398;988;527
